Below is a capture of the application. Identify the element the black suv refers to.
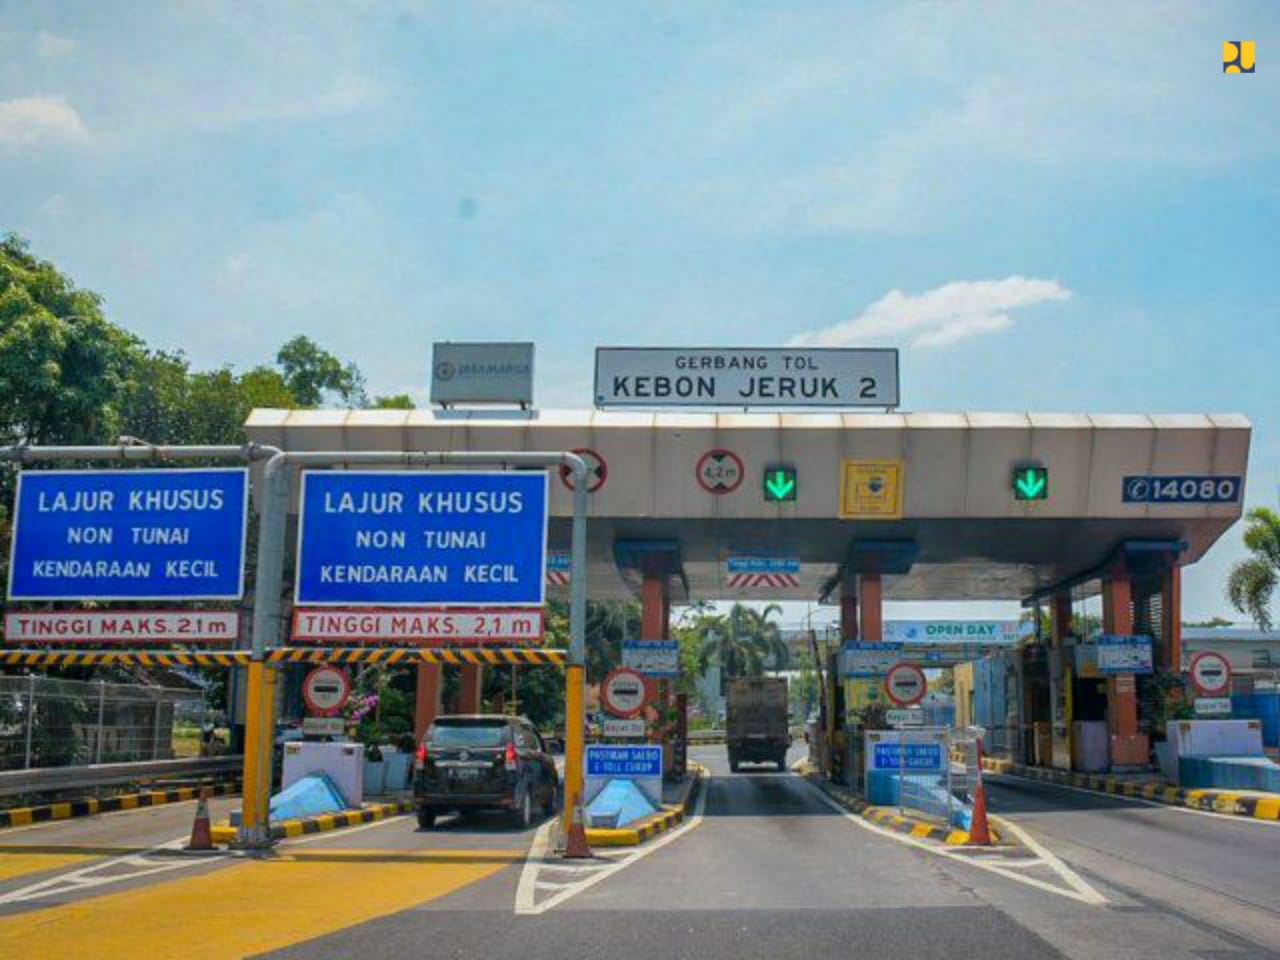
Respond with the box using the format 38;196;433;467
413;715;559;830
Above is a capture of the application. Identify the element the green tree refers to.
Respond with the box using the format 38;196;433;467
372;393;415;409
276;335;366;407
1227;508;1280;629
699;603;788;680
0;234;140;446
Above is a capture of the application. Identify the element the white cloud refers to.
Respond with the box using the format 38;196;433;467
789;277;1071;350
0;95;90;148
35;31;77;59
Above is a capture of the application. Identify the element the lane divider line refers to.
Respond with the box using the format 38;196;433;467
802;775;1107;905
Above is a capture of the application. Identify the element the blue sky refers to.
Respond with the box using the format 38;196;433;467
1;2;1277;623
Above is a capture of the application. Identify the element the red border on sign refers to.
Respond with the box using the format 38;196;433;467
695;448;745;495
559;447;607;493
602;667;649;719
884;662;927;707
1188;651;1232;697
290;607;545;645
1;609;241;645
303;666;351;717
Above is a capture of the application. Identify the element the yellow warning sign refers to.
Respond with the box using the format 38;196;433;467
839;459;904;518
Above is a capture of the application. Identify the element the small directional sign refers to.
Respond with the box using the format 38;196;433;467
1012;466;1049;501
763;464;797;502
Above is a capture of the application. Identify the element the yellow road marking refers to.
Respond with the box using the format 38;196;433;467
0;850;100;883
0;847;522;960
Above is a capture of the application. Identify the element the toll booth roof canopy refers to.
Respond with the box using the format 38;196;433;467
245;408;1250;603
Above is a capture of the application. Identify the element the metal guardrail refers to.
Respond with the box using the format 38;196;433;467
0;756;242;797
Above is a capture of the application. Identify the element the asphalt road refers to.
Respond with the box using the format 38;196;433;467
3;748;1279;959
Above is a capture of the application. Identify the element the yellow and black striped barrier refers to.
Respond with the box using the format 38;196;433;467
0;780;240;830
0;647;566;668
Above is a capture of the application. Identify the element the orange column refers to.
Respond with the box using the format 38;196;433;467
641;575;665;640
858;574;882;642
413;664;442;741
457;663;483;714
1102;576;1148;768
1161;566;1183;672
840;580;858;642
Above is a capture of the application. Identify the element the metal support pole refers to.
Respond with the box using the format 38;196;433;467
152;696;163;760
23;674;36;769
898;728;905;816
95;680;106;765
237;448;589;849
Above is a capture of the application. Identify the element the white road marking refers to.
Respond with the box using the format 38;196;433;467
805;779;1107;905
0;835;218;906
989;773;1280;829
515;776;707;916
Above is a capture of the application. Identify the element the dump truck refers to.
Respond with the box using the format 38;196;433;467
726;677;790;772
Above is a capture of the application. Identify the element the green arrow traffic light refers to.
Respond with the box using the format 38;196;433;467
1013;466;1049;500
764;466;797;502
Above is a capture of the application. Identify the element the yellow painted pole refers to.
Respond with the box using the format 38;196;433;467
562;663;585;833
239;662;277;845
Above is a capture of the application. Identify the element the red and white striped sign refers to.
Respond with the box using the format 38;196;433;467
727;572;800;589
3;610;239;644
546;570;571;587
291;607;543;644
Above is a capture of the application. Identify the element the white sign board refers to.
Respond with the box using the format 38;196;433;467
884;663;927;706
841;642;903;678
1096;634;1153;674
291;608;543;643
431;342;534;406
594;347;899;408
622;640;680;678
302;716;346;737
886;709;924;727
3;610;238;644
1194;698;1232;716
602;717;647;738
885;620;1029;645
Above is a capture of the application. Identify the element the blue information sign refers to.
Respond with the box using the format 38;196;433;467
1123;475;1242;504
872;742;945;771
586;745;663;778
7;469;248;601
295;471;548;606
727;557;800;574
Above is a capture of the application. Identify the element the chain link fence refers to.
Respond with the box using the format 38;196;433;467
0;674;211;770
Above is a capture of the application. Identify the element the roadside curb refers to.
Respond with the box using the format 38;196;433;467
584;764;705;847
983;758;1280;822
210;799;413;845
0;779;240;831
804;771;1003;846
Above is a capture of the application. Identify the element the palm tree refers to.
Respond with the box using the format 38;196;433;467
701;603;789;679
1227;508;1280;629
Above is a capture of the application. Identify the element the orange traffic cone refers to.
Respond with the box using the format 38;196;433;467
968;740;992;846
187;794;214;851
564;800;593;859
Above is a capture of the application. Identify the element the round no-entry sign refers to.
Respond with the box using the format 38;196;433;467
884;662;927;707
602;667;649;719
1188;651;1231;697
303;666;351;717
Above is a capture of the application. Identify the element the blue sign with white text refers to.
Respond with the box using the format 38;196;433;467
295;471;548;606
872;743;945;771
586;745;663;778
7;469;248;601
1123;476;1242;504
727;557;801;574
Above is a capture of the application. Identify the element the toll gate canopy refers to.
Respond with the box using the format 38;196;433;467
244;409;1250;604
